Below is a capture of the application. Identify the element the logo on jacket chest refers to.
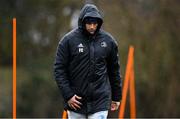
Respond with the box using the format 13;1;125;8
101;41;107;48
78;43;84;53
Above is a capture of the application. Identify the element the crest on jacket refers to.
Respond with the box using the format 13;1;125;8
101;41;107;47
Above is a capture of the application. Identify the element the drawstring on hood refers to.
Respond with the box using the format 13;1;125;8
78;4;103;36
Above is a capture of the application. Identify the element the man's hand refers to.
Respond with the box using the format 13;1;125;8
111;101;120;111
67;94;82;110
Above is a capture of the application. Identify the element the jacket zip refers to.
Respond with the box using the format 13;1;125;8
85;36;95;113
86;37;91;114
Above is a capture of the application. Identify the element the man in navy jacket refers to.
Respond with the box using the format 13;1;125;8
54;4;122;119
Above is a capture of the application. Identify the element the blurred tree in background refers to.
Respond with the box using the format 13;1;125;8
0;0;179;118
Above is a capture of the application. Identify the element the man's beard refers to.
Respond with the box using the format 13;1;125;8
88;29;96;34
89;31;95;34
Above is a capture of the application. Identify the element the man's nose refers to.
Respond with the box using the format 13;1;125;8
90;24;96;28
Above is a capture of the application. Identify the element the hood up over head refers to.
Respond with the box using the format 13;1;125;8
78;4;103;36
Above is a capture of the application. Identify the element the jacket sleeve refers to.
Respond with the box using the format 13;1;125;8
107;40;122;102
54;37;74;102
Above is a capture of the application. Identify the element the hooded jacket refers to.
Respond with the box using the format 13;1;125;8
54;4;122;114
